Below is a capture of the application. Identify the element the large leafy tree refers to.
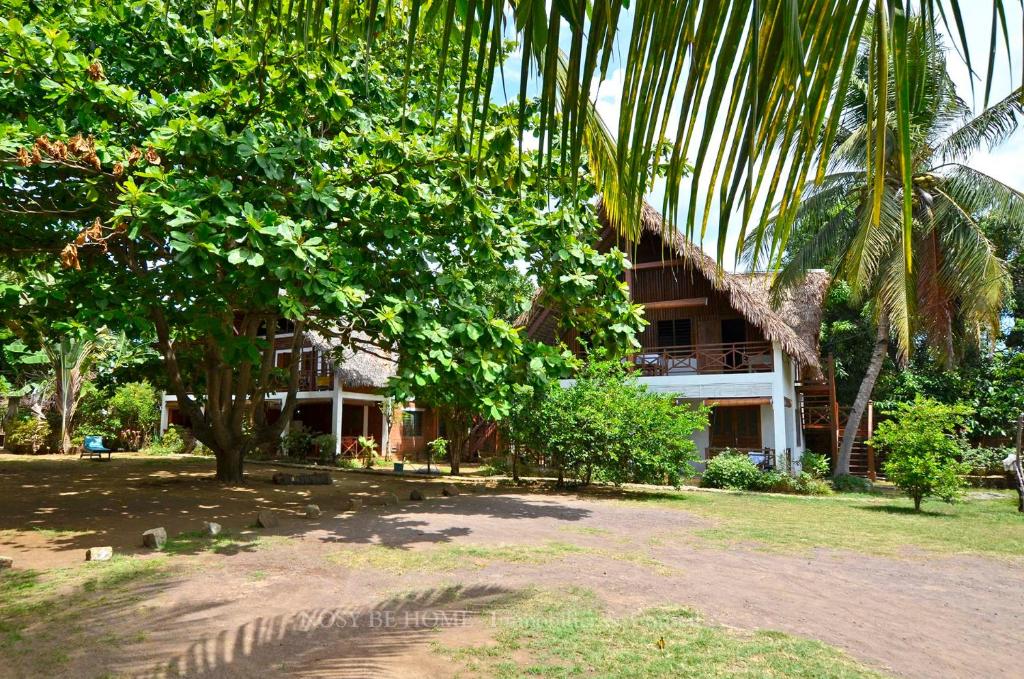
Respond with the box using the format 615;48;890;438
0;1;639;482
747;21;1023;475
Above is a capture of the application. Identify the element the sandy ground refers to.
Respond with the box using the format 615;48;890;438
1;454;1022;679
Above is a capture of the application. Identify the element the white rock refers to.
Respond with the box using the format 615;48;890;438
86;546;113;562
142;527;167;549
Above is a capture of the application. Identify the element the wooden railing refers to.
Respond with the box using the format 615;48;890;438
297;360;334;392
628;341;773;376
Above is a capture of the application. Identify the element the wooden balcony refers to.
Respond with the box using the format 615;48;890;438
297;359;334;392
628;341;773;376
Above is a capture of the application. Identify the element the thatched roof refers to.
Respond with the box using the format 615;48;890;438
306;331;397;389
519;200;830;373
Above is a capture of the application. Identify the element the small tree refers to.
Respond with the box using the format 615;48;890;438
426;437;447;475
109;381;160;450
871;398;972;511
357;436;378;469
509;357;709;487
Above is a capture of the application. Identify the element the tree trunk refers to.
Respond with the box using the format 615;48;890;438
913;494;922;511
835;308;889;477
214;446;246;485
3;398;18;436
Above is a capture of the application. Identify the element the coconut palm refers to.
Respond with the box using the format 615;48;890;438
745;20;1024;476
235;0;1018;261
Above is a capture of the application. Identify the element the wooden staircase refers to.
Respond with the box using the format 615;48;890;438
798;356;879;478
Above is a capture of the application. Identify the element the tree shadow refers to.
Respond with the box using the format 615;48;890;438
308;494;592;549
857;504;954;518
127;584;520;679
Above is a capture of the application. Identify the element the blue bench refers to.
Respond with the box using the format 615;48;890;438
80;435;112;460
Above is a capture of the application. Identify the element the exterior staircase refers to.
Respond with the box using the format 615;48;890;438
797;356;879;478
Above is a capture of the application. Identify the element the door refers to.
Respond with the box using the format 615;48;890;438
710;405;762;451
720;319;747;369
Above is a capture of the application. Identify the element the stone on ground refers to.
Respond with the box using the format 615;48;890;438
340;498;361;511
256;510;279;528
142;527;167;549
0;556;12;570
305;504;322;518
442;484;460;497
86;546;113;562
205;521;222;536
409;489;425;501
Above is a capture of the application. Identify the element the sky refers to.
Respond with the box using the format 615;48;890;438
501;5;1024;271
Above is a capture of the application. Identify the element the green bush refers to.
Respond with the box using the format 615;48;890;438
357;436;378;468
143;427;185;456
962;447;1013;475
281;424;315;459
313;434;337;464
793;472;834;496
7;417;50;454
109;381;160;450
507;358;709;487
833;474;873;493
801;451;831;479
871;398;972;511
701;453;762;490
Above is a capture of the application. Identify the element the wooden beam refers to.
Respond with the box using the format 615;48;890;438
641;297;708;311
632;259;688;270
703;397;771;407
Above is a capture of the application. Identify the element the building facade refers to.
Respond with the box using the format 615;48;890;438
519;202;831;472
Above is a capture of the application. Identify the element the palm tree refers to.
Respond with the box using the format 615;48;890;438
234;0;1018;261
746;20;1023;476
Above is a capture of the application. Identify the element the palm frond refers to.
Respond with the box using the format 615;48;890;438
234;0;1019;269
936;87;1024;164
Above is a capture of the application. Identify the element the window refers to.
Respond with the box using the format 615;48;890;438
656;319;692;347
402;410;424;437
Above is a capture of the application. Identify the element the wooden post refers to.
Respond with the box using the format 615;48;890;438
827;354;839;469
866;400;876;481
1014;413;1024;513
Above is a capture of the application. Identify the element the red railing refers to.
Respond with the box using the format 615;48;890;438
629;341;773;376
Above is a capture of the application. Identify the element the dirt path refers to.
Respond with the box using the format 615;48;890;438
2;455;1022;678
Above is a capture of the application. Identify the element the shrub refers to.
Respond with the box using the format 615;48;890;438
833;474;873;493
701;453;761;490
426;437;447;471
144;426;185;456
871;398;972;511
962;447;1013;476
281;424;314;459
335;456;357;469
793;472;833;496
313;434;337;464
7;417;51;454
507;357;709;487
109;381;160;450
357;435;378;468
801;451;831;479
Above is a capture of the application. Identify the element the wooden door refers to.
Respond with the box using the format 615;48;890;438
710;405;762;450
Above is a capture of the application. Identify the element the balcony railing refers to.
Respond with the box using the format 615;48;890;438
628;341;773;376
297;358;335;391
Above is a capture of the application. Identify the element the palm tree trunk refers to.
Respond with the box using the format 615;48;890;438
836;308;889;477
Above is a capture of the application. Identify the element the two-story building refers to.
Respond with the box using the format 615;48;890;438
519;201;831;472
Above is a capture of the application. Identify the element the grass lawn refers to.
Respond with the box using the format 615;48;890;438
619;488;1024;558
440;588;885;678
0;556;171;675
326;541;589;574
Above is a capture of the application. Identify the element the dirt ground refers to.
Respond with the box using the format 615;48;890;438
1;454;1022;679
